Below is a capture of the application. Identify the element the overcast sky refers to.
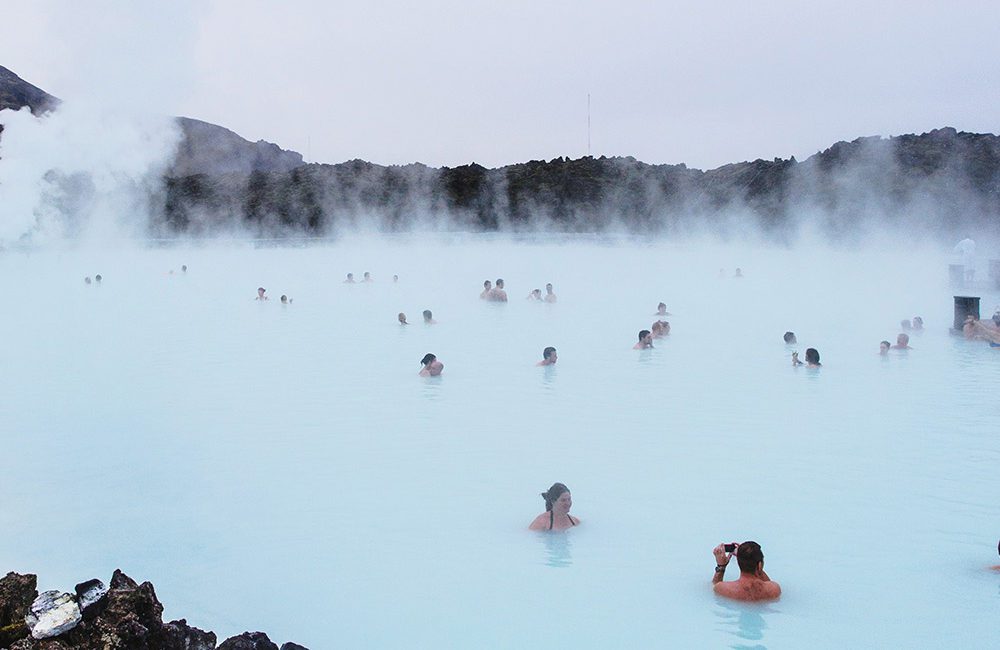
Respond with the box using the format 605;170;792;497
3;1;999;170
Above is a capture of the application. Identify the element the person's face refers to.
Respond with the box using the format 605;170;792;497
484;281;491;289
549;350;558;362
880;342;890;353
657;305;665;313
497;280;504;288
546;284;553;292
553;491;572;513
643;333;652;345
398;314;406;323
257;289;265;297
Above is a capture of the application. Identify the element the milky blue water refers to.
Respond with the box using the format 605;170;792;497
1;235;997;648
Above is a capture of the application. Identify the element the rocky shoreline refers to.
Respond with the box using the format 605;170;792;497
0;570;307;650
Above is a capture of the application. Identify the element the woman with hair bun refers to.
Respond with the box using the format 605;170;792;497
528;483;579;531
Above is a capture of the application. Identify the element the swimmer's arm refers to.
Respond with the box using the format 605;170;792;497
712;544;730;585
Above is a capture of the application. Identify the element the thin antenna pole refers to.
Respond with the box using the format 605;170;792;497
587;93;591;157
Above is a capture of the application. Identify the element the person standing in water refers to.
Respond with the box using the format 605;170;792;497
529;483;579;531
419;353;444;377
805;348;821;367
480;280;492;299
656;302;671;316
634;329;654;349
880;340;891;355
544;283;557;303
491;278;508;302
398;312;409;325
537;347;557;366
255;287;268;301
892;333;912;350
527;289;543;301
362;271;373;283
712;541;781;602
344;273;355;283
423;309;437;324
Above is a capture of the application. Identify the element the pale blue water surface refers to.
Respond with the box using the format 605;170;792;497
0;235;997;648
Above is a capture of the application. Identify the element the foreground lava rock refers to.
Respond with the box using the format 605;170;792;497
0;570;307;650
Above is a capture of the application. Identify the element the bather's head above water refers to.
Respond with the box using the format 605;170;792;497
880;340;891;355
419;353;443;376
783;331;797;344
529;483;578;531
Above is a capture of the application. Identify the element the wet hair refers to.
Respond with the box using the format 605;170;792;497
543;346;556;360
638;329;651;341
805;348;820;365
258;287;265;293
736;541;764;573
420;353;436;366
541;482;570;511
880;340;891;349
95;274;102;282
423;309;433;321
280;295;288;303
783;331;796;344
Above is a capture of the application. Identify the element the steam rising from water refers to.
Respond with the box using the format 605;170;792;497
0;103;180;246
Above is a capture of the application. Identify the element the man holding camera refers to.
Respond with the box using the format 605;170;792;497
712;541;781;601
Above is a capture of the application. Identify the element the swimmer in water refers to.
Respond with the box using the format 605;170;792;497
280;295;289;304
651;321;665;338
712;541;781;602
256;287;268;301
419;353;443;377
634;329;654;350
527;289;542;301
491;278;508;302
480;280;492;299
544;283;557;303
423;309;437;324
892;333;911;350
880;340;891;355
528;483;579;531
363;271;373;283
84;276;92;285
912;316;923;330
95;274;102;284
805;348;821;367
181;265;187;273
398;312;408;325
734;268;744;278
393;274;398;282
537;346;557;366
655;302;671;316
783;331;797;344
344;273;355;283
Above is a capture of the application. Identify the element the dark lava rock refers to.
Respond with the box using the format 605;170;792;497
73;579;107;620
163;619;217;650
0;572;37;646
218;631;279;650
279;643;310;650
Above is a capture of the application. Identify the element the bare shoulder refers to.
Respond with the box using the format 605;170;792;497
528;513;549;531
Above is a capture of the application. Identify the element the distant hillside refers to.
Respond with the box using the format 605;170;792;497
2;65;999;240
0;65;302;176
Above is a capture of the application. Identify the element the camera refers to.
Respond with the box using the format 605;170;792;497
724;543;738;553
